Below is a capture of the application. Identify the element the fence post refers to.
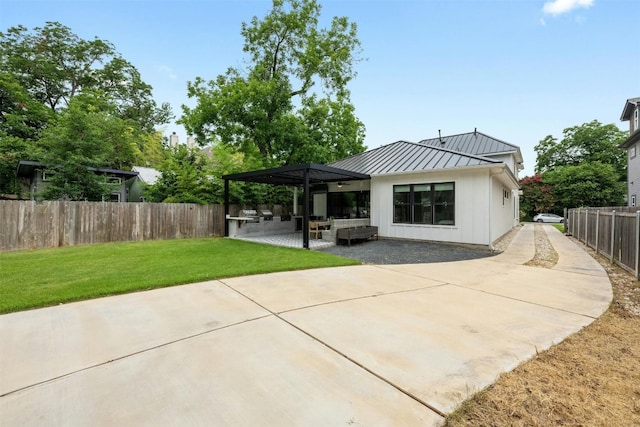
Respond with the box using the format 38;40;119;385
584;209;588;247
577;208;581;242
563;207;567;233
636;211;640;280
595;210;600;255
610;210;616;264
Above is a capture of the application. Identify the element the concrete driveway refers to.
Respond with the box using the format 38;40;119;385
0;224;612;426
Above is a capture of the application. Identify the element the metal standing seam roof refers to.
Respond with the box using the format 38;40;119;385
329;141;501;176
417;131;520;158
132;166;161;185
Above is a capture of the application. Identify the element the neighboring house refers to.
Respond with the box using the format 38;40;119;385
620;97;640;207
16;160;138;202
129;166;161;202
319;130;523;247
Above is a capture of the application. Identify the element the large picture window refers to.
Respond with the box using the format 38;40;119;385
393;182;455;225
327;191;370;219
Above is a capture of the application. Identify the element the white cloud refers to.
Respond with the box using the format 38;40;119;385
543;0;594;16
158;64;177;80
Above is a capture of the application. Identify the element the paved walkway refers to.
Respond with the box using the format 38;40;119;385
0;224;612;426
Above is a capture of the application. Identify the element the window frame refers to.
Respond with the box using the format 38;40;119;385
630;144;637;159
393;182;455;226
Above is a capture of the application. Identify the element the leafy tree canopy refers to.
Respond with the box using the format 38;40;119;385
519;173;555;218
38;94;141;201
534;120;628;179
0;22;173;134
180;0;366;168
0;22;174;198
543;162;625;209
146;145;217;204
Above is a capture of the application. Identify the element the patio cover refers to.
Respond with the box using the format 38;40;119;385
223;163;370;249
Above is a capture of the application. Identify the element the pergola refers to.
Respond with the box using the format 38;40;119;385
222;163;370;249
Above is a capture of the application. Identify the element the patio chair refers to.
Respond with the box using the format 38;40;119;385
309;221;322;239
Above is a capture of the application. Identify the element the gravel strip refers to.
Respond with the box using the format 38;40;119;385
318;238;497;265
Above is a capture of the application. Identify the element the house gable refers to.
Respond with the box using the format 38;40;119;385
620;97;640;147
417;130;523;172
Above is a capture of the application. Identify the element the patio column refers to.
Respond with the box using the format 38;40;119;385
303;170;310;249
293;187;298;215
224;179;229;237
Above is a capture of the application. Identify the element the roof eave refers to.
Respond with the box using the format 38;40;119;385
368;162;506;178
619;131;640;148
620;98;640;121
222;163;371;186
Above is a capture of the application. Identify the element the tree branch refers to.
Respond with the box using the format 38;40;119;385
271;27;289;79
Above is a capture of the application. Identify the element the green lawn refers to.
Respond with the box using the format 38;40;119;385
553;224;565;232
0;238;360;314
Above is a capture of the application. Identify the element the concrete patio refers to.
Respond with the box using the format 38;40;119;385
233;231;335;249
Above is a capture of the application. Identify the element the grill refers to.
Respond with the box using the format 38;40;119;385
240;209;260;223
260;209;273;221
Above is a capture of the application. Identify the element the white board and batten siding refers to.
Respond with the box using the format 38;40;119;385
370;167;517;247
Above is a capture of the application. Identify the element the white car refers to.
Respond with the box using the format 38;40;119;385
533;213;564;223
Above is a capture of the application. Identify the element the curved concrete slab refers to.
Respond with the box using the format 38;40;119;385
0;223;612;426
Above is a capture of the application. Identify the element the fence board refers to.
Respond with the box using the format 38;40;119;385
0;201;226;252
567;207;640;277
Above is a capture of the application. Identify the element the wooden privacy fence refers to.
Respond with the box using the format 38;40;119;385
0;201;226;252
566;207;640;279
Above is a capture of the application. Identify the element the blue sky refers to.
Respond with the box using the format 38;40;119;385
1;0;637;177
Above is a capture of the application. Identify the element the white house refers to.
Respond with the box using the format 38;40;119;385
223;130;523;249
324;130;523;247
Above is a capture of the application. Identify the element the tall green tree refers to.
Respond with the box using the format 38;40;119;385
138;131;169;168
146;145;216;204
181;0;366;168
38;94;140;201
0;22;172;133
0;22;174;197
534;120;628;179
519;174;555;218
0;72;51;141
544;162;625;209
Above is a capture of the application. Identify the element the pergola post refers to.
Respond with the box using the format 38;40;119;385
224;179;229;237
303;170;310;249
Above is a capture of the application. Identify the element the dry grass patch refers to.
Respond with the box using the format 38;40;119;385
446;228;640;426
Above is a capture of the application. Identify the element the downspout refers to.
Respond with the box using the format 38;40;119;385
488;172;493;250
488;168;504;251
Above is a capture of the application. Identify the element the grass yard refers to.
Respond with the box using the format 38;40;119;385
0;238;360;314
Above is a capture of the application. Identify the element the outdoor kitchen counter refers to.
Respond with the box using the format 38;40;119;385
227;215;301;238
